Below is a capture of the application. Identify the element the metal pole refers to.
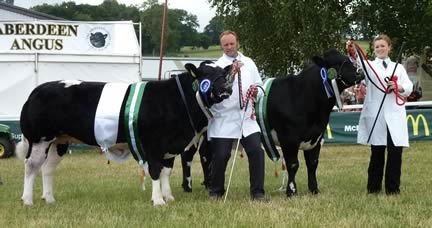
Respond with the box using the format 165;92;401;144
139;22;143;81
157;0;168;81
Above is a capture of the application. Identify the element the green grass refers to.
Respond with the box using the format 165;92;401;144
357;40;371;51
174;45;222;58
1;142;432;227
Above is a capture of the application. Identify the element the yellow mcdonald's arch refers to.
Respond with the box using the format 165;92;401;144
406;114;430;136
326;124;333;139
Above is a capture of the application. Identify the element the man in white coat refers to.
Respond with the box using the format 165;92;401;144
348;35;412;195
207;30;265;200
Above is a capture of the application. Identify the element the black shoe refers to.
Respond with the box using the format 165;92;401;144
385;190;400;195
209;194;223;201
251;194;269;202
367;188;381;194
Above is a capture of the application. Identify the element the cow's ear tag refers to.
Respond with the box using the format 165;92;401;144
327;68;337;80
199;79;211;94
192;80;199;92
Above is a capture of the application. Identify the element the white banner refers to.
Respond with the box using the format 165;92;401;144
0;21;139;55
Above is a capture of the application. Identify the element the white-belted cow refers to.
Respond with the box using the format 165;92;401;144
16;61;234;206
178;49;362;196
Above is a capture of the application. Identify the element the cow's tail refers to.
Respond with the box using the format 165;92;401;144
15;136;29;161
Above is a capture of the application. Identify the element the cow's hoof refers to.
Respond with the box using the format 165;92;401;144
42;195;56;204
152;198;166;206
182;186;192;192
164;195;175;202
287;182;297;198
22;197;33;206
201;181;210;189
141;184;146;191
310;189;320;195
287;191;297;198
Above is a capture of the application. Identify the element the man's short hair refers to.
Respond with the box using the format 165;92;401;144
219;30;239;42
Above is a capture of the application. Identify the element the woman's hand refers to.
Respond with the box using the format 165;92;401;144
346;40;356;57
346;40;353;50
387;80;405;93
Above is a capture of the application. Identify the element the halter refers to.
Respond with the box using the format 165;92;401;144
175;72;230;134
335;57;358;87
320;56;359;109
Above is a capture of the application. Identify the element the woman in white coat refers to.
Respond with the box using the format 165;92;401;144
207;30;265;201
348;35;413;195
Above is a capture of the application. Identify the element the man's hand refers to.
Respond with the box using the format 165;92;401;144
231;60;243;75
252;86;258;97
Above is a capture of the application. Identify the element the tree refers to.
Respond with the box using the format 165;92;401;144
203;15;224;45
199;34;212;49
32;1;200;55
140;4;200;54
32;1;140;23
210;0;352;76
350;0;432;58
170;9;200;48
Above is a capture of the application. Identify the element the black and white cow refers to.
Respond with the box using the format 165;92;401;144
16;61;233;206
179;49;361;196
265;48;361;196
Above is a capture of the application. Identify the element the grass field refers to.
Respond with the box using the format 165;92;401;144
175;45;221;58
1;142;432;227
174;42;371;59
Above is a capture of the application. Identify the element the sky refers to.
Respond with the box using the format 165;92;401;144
14;0;217;32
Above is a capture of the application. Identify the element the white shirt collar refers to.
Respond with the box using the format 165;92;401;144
223;52;243;62
375;57;390;65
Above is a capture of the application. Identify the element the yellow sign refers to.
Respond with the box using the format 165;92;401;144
326;124;333;139
406;114;430;136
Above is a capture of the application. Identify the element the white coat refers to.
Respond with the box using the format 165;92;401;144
208;52;263;139
357;57;413;147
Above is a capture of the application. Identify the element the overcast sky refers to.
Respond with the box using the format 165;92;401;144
14;0;216;32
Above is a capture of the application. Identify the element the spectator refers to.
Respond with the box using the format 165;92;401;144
404;55;422;102
354;81;367;104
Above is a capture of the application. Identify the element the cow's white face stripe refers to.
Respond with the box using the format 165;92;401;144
60;80;82;88
205;63;218;68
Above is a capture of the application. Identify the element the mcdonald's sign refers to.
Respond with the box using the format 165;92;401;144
325;110;432;144
406;114;430;136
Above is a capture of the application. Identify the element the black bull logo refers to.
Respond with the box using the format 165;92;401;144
90;32;108;48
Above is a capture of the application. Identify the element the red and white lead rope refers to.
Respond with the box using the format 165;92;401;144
348;43;406;106
240;84;258;119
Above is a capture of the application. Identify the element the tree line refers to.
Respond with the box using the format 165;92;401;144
210;0;432;76
33;0;432;76
32;0;224;55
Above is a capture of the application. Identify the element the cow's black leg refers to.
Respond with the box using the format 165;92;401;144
282;143;300;197
181;147;197;192
56;144;69;156
304;144;320;194
199;138;211;189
